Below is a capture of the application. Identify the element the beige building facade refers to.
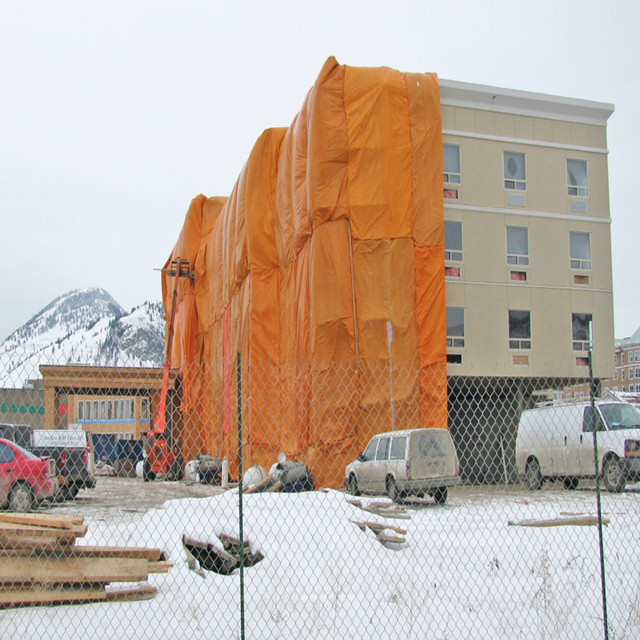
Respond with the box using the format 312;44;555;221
438;80;615;481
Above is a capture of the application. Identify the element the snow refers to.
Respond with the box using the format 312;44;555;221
2;486;640;640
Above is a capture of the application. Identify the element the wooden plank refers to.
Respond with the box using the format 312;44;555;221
0;585;107;608
244;475;276;494
508;515;610;528
147;561;173;574
0;556;149;585
60;546;166;561
0;535;63;553
0;513;84;529
265;480;283;493
0;522;86;543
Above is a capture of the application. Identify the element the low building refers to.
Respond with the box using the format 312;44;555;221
38;365;180;466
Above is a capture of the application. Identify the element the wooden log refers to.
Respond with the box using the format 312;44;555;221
265;480;283;493
376;533;407;545
350;520;408;535
0;556;149;585
105;585;157;602
362;507;412;520
244;475;276;494
508;515;610;528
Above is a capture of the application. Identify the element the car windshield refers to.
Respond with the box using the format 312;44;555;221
600;403;640;431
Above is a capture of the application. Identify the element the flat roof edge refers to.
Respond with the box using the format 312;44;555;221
439;78;614;126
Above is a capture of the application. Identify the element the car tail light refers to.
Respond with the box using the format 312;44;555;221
83;452;87;465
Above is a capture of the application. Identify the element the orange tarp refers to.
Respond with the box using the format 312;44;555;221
161;57;446;486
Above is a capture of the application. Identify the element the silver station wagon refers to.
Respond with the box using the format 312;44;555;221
344;428;460;504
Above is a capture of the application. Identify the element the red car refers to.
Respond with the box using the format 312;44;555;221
0;438;57;511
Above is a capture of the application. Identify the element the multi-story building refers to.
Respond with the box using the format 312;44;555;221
438;80;615;481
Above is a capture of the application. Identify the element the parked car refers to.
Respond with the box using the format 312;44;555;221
515;400;640;493
0;438;57;511
344;428;460;504
0;424;95;500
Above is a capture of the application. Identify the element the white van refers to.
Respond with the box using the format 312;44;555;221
344;428;460;504
515;400;640;492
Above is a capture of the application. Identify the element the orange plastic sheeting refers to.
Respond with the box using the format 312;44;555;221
162;57;448;486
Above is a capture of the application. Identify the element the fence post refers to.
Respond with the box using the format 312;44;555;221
589;345;609;640
237;352;245;640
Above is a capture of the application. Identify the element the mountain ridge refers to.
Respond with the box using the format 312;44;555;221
0;289;165;388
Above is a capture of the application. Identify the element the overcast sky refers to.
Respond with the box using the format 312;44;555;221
0;0;637;342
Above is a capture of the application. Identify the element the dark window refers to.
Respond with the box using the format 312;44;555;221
572;313;592;351
506;226;529;266
509;310;531;349
447;307;465;348
445;221;463;262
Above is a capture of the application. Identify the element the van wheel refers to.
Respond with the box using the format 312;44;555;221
525;458;543;490
347;474;360;496
61;484;80;500
602;455;625;493
386;477;400;503
9;483;34;512
432;487;448;505
562;477;579;491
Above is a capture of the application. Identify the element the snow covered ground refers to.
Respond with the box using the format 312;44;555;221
2;485;640;640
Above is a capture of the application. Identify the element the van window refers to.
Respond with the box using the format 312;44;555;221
600;404;640;431
583;406;605;433
362;439;378;461
376;437;390;461
390;436;407;460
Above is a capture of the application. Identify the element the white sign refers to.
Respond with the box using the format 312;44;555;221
31;429;87;449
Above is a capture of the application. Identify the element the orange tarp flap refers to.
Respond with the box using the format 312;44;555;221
162;57;447;486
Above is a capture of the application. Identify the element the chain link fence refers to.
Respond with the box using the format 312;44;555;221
1;353;639;640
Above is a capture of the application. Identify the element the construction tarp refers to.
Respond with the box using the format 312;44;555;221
162;57;446;487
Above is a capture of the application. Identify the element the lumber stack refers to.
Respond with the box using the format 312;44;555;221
0;513;172;608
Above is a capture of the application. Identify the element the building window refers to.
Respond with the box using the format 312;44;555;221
107;401;113;420
141;397;150;420
614;370;618;380
572;313;592;351
446;307;465;348
570;231;591;270
504;151;526;190
629;352;634;364
93;401;98;421
622;369;626;380
506;226;529;266
567;159;588;197
445;220;463;262
77;401;84;421
100;401;106;420
444;144;461;184
509;310;531;349
635;350;640;362
631;369;636;380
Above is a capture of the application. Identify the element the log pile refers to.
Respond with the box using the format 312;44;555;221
0;513;172;608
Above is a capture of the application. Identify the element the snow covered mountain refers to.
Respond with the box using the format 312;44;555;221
0;289;165;388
